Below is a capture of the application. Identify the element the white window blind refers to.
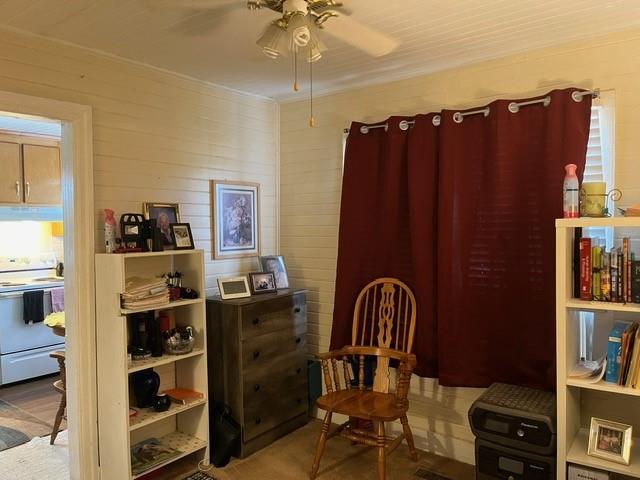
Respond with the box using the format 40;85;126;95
584;105;614;247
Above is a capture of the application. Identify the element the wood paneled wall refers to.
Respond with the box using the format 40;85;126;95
280;28;640;464
0;28;278;296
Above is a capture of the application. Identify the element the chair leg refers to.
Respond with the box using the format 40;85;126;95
400;415;418;461
376;421;386;480
310;410;333;479
50;393;66;445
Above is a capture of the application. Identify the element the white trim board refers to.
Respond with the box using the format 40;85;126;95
0;90;97;480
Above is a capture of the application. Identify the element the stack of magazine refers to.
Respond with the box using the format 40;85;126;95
121;276;169;310
130;438;181;475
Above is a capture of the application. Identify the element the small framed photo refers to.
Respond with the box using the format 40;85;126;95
588;417;633;465
170;223;195;250
249;272;277;295
217;276;251;300
259;255;289;289
144;202;180;246
211;180;260;260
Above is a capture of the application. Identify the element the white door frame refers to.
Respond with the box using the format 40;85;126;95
0;91;97;479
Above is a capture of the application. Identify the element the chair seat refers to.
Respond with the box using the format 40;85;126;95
316;390;407;421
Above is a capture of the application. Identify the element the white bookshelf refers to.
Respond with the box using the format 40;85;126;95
557;217;640;479
96;250;209;480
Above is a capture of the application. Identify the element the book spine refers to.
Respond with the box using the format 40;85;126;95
618;251;624;301
606;333;623;383
573;228;583;299
601;252;611;302
611;250;619;302
580;238;592;300
624;238;630;303
633;260;640;304
593;246;602;300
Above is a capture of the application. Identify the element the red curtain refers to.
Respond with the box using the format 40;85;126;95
332;115;440;377
437;89;591;390
331;88;592;389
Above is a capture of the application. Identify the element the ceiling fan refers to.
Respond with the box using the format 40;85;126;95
156;0;399;59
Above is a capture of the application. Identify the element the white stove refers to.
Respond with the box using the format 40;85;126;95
0;252;65;385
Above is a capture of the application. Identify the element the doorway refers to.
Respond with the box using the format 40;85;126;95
0;91;96;480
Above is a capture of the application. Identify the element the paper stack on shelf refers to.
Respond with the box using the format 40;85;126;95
121;276;169;310
569;357;606;384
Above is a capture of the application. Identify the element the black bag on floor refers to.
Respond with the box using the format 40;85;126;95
211;402;240;468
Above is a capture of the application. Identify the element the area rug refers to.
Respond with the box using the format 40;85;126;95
183;472;217;480
0;399;52;451
0;429;68;480
414;468;453;480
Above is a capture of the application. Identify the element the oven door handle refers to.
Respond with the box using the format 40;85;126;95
0;290;55;299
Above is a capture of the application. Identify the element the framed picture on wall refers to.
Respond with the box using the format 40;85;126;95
588;417;632;465
211;180;260;259
144;202;180;246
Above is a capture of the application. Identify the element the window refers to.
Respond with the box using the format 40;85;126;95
583;93;615;248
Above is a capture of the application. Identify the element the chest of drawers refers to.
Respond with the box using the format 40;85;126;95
206;289;308;457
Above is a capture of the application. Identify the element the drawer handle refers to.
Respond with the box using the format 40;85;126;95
255;417;262;425
252;318;260;325
296;367;302;374
253;351;260;359
295;337;301;344
294;307;301;313
254;384;261;392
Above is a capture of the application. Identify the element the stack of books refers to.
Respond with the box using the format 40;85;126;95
578;236;640;303
606;321;640;387
121;276;169;310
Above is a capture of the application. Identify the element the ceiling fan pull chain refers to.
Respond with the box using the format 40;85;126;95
293;49;300;92
309;48;316;128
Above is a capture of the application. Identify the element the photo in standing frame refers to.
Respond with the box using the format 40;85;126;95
588;417;632;465
259;255;289;289
144;203;180;246
170;223;195;250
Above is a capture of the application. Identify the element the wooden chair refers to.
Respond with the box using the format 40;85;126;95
49;350;66;445
310;278;418;480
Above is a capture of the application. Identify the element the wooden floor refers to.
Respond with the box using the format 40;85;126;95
0;374;65;434
156;419;476;480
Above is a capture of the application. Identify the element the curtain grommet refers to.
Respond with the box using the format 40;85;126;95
432;115;441;126
360;125;369;134
399;120;410;131
508;102;519;113
453;112;463;124
543;96;551;107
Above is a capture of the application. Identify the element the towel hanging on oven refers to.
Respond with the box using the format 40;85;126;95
23;290;45;324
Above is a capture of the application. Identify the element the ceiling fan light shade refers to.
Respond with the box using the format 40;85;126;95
256;22;289;58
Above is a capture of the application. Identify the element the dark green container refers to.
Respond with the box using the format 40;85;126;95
308;359;322;408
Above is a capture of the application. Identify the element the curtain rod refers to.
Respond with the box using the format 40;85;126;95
345;88;600;134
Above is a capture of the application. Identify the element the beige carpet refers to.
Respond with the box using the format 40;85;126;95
0;399;52;451
206;420;475;480
0;429;68;480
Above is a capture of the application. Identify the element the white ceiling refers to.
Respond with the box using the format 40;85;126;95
1;0;640;100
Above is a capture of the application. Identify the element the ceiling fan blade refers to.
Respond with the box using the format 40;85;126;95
323;14;399;57
152;0;239;9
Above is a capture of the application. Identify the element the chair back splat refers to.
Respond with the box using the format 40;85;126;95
352;278;416;393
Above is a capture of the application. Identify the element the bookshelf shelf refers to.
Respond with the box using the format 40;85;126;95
566;378;640;397
564;299;640;313
121;298;204;315
131;431;207;479
556;217;640;228
128;349;205;373
129;398;207;431
567;428;640;478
